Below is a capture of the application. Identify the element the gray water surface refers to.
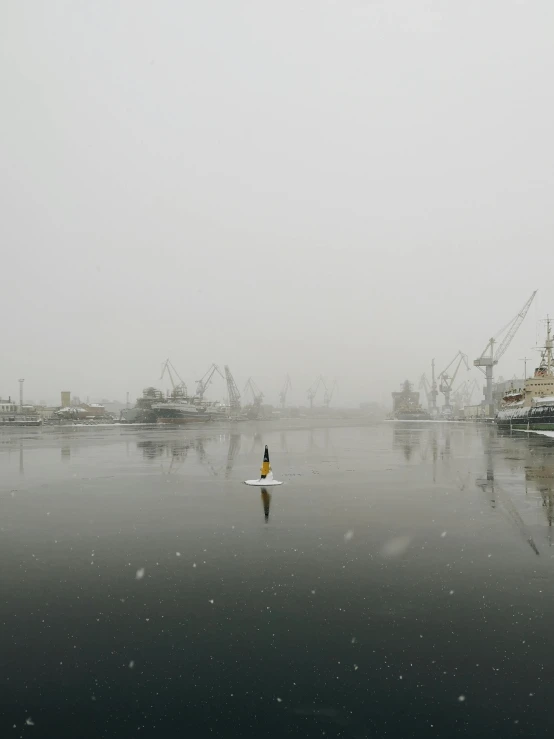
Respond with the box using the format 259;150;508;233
1;422;553;738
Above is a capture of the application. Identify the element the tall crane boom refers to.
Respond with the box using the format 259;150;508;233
195;363;223;400
160;358;187;397
279;375;292;409
419;374;432;410
307;375;324;409
452;378;479;409
224;365;241;413
495;290;537;363
243;377;264;407
420;360;439;415
323;378;338;408
438;351;469;411
474;290;537;409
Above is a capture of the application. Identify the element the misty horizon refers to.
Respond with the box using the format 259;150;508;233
2;2;553;408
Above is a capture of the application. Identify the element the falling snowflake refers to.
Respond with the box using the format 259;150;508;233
135;568;145;580
458;695;466;702
176;552;181;557
209;599;214;604
344;530;354;542
129;660;135;669
354;664;359;671
276;697;282;703
25;718;35;726
441;531;447;538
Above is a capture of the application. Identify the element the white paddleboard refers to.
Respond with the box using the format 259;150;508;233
244;471;283;487
244;478;284;487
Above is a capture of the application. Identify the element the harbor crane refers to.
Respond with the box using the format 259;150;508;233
454;378;481;409
160;358;187;397
438;351;469;411
224;365;241;413
419;359;439;415
243;377;264;409
279;375;292;409
468;378;481;405
452;378;479;409
474;290;537;409
195;363;223;400
323;377;338;408
307;375;324;409
419;374;431;409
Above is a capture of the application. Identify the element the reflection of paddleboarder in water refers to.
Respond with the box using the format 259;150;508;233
261;488;271;522
260;445;271;479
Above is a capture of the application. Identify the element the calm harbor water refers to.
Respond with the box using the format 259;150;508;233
1;421;554;738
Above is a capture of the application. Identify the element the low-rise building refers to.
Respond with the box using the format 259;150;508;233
463;404;485;419
0;398;17;417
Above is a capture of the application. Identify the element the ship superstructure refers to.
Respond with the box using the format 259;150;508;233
392;380;431;421
497;318;554;429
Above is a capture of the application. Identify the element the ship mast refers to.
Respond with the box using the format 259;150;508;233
546;317;553;375
536;317;553;377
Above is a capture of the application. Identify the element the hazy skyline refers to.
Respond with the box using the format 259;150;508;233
2;1;553;407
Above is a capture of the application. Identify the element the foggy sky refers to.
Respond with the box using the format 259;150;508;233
2;1;553;407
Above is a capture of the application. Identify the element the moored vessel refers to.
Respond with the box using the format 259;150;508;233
496;319;554;430
392;380;431;421
0;416;42;427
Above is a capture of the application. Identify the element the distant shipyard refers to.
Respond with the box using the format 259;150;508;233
0;361;379;428
4;291;554;431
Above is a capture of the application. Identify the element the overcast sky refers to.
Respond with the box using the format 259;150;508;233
1;1;553;407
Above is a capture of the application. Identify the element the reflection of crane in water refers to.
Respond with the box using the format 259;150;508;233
137;439;191;474
419;427;439;482
523;445;554;546
307;428;320;453
225;433;241;479
539;483;554;547
477;428;539;555
476;428;497;507
392;426;421;462
137;435;242;478
441;426;452;461
532;473;554;546
249;431;264;454
194;438;219;476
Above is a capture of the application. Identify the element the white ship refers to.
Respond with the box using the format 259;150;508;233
152;399;229;424
496;318;554;430
152;399;202;422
